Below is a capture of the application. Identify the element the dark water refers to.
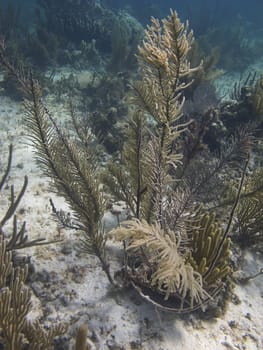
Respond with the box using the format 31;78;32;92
2;0;263;31
106;0;263;30
1;0;263;74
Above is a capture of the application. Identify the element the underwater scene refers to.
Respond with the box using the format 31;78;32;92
0;0;263;349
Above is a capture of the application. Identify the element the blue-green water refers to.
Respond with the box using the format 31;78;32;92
0;2;262;349
105;0;263;28
1;0;262;67
2;0;263;31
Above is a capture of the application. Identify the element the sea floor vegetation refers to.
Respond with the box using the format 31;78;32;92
0;3;262;350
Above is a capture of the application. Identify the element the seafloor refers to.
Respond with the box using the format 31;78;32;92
0;60;263;350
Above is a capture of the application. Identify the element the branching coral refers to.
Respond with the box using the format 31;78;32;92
0;236;31;350
187;210;231;286
0;9;254;315
112;219;210;307
0;145;67;349
0;144;59;250
0;45;116;284
109;10;235;312
24;78;114;283
109;10;202;224
0;236;67;349
102;111;148;219
132;10;201;138
233;166;263;247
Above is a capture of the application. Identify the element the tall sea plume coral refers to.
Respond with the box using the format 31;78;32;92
109;10;235;312
106;10;202;223
0;10;239;314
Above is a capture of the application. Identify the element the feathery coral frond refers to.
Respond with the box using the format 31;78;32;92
133;9;201;127
102;111;148;218
112;219;209;305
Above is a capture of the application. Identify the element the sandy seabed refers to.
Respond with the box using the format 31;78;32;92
0;84;262;350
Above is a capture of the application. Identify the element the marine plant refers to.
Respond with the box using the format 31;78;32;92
106;10;255;312
0;144;59;251
0;40;117;287
0;10;256;314
0;145;68;349
0;235;68;350
230;166;263;248
222;72;263;130
74;324;96;350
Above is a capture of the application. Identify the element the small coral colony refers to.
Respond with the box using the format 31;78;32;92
0;0;262;348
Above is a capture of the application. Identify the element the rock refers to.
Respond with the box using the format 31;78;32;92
61;242;73;255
